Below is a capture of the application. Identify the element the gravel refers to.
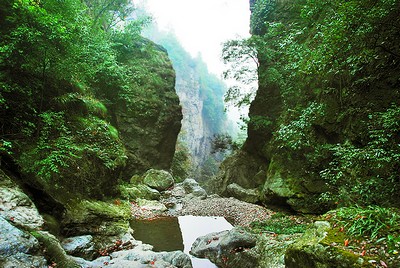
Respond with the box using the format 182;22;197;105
131;184;272;227
175;195;272;227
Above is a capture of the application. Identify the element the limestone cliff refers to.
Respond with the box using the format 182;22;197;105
144;30;230;179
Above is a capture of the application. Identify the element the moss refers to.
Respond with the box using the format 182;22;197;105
119;183;160;201
286;222;374;268
42;213;61;236
66;199;131;221
31;231;80;268
62;199;131;237
320;227;347;246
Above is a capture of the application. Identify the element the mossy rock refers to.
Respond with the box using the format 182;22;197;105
61;200;131;237
285;221;372;268
31;231;80;268
119;183;161;200
143;169;174;192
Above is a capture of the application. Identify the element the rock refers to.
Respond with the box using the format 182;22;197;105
136;199;168;212
191;227;258;268
121;184;161;200
114;39;182;178
215;151;267;195
255;233;302;268
285;221;367;268
182;178;207;199
32;231;81;267
0;217;39;257
0;186;44;230
76;242;193;268
61;235;95;259
61;200;131;237
0;216;47;268
226;183;260;203
0;253;47;268
143;169;174;192
159;251;192;268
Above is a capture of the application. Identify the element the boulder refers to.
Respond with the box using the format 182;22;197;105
255;233;302;268
0;217;40;258
285;221;368;268
121;184;161;200
226;183;260;203
215;151;267;195
136;199;168;213
61;235;95;259
0;216;47;267
61;200;131;237
158;251;192;268
143;169;174;192
191;227;258;268
74;240;193;268
0;186;44;230
182;179;207;199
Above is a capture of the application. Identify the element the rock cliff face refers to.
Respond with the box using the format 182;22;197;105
218;0;400;212
144;30;230;179
175;66;214;170
112;41;182;177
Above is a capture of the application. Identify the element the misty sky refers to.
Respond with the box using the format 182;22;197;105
134;0;252;76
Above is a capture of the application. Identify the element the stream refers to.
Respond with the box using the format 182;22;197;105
131;215;233;267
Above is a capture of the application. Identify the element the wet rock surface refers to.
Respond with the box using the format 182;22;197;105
0;186;44;230
191;228;259;268
0;217;47;268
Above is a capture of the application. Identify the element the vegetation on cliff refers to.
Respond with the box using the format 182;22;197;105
0;0;181;200
223;0;400;210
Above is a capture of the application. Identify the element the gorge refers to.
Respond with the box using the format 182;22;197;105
1;0;400;267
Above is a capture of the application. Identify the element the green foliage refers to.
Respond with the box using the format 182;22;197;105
211;133;242;154
327;206;400;239
320;105;400;206
250;0;276;35
170;142;192;183
225;0;400;210
19;112;80;180
222;38;258;108
250;212;309;235
276;102;325;151
0;140;12;156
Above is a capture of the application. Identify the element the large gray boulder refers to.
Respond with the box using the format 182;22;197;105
191;227;258;268
226;183;260;204
73;239;192;268
0;217;47;267
0;186;44;230
0;253;47;268
182;179;207;199
143;169;174;192
0;217;40;257
61;235;95;260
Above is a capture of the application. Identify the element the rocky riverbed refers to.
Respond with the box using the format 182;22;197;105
131;178;273;227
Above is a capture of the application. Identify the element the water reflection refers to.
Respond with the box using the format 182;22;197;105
178;215;233;268
130;216;233;268
131;217;184;252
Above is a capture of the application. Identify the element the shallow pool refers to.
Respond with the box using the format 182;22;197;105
130;215;233;267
